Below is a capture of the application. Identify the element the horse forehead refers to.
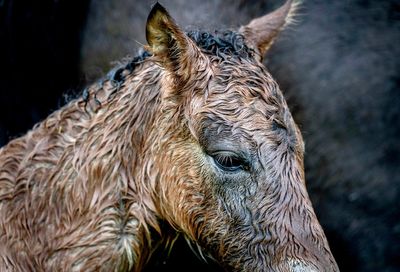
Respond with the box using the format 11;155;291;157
193;94;277;133
213;59;275;89
214;58;264;78
207;73;280;114
189;58;283;120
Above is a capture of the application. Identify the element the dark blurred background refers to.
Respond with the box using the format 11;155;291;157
1;0;399;271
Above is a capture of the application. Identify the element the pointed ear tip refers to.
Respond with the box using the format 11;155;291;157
146;2;169;46
148;2;168;21
151;2;167;13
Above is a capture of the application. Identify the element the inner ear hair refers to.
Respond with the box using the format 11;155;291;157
146;3;189;64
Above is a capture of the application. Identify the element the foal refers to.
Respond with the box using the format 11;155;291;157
0;1;338;271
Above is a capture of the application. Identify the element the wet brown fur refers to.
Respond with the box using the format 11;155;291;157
0;1;338;271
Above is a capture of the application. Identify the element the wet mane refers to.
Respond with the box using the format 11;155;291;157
187;30;254;59
80;30;253;105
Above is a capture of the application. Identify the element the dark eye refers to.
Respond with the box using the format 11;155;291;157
212;152;248;172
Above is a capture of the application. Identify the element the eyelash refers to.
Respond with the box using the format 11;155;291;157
212;152;249;172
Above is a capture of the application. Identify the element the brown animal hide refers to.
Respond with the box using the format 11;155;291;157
0;1;339;271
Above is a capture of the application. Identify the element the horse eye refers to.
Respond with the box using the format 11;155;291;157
212;152;248;172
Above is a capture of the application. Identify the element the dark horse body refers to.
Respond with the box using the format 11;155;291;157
0;1;338;271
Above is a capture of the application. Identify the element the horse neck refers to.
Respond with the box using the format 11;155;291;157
31;60;164;232
79;61;164;202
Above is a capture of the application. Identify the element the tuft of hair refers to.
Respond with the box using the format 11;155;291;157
187;30;254;59
285;0;302;27
183;235;210;263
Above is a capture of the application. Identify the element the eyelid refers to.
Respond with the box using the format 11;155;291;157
210;151;250;172
209;150;239;157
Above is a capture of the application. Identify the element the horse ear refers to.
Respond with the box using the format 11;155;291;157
146;3;198;81
239;0;299;60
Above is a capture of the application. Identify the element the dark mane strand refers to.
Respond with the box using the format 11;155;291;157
187;30;254;59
